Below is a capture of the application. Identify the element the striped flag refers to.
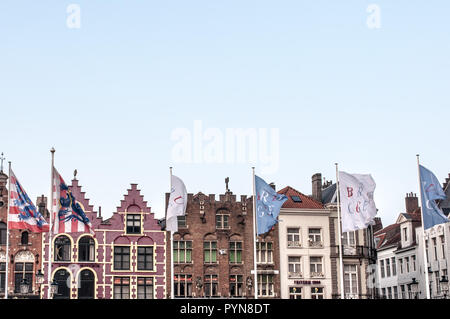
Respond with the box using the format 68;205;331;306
9;169;49;232
52;167;94;234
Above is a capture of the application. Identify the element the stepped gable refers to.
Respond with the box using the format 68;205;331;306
116;183;151;213
69;177;100;222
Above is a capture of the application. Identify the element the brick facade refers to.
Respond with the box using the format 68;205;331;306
166;188;280;298
0;171;45;298
41;178;166;299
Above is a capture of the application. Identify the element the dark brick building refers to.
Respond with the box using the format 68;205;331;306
0;170;47;298
165;183;281;298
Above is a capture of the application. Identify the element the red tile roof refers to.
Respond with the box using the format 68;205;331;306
278;186;325;209
374;223;401;249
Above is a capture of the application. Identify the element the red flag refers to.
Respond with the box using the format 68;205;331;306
9;170;49;232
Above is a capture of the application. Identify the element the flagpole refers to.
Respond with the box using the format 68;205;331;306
47;147;55;299
169;166;174;299
252;167;258;299
335;163;345;299
4;161;11;299
416;154;431;299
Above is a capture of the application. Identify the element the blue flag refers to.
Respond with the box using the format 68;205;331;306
255;175;288;235
419;165;448;229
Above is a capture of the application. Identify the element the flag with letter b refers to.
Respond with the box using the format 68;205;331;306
338;171;377;233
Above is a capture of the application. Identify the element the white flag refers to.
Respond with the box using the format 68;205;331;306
338;171;377;233
166;175;187;232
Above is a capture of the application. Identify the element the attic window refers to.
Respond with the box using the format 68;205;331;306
291;196;302;203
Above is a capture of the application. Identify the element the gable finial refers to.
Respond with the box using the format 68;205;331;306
0;153;5;173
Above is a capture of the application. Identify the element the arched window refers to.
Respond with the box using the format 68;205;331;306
53;269;70;299
78;236;95;262
54;236;71;261
78;269;95;299
0;222;6;245
21;231;29;245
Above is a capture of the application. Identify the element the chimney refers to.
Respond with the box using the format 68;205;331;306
405;192;419;214
312;173;322;203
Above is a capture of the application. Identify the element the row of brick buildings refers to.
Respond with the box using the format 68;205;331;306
0;169;381;299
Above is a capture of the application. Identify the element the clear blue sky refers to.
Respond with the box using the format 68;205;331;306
1;1;449;227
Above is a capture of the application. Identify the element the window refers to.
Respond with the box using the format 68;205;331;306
14;262;33;293
412;255;416;271
288;256;302;277
441;235;446;259
78;269;95;299
393;286;398;299
380;260;385;278
204;241;217;263
391;257;396;276
387;287;392;299
114;246;130;270
0;222;6;245
403;228;408;242
433;238;438;260
258;274;274;297
291;196;302;203
177;215;187;228
343;231;356;246
0;262;5;293
229;242;242;264
287;228;301;247
126;214;141;234
435;271;440;293
425;240;429;260
53;269;70;299
173;241;192;263
401;285;406;299
381;288;386;298
310;257;324;277
204;275;218;297
229;275;243;297
174;274;192;298
137;247;154;270
21;232;29;245
54;236;71;261
311;287;324;299
256;242;273;264
308;228;322;247
344;264;358;297
405;257;410;273
78;236;95;262
289;286;302;299
113;277;130;299
386;258;391;277
399;259;403;274
137;277;154;299
216;213;229;230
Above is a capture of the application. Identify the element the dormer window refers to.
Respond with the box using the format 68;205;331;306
126;214;141;234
